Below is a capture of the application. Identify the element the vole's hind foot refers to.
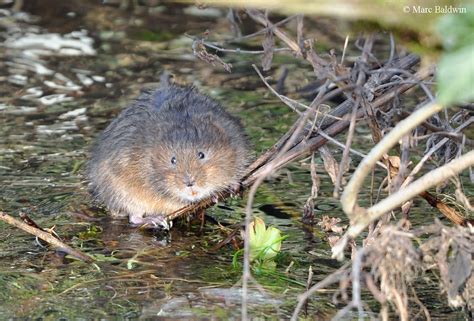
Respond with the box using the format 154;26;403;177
130;214;172;230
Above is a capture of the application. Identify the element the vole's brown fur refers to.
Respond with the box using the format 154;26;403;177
87;85;249;226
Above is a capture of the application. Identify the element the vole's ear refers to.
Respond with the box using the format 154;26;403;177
200;113;223;129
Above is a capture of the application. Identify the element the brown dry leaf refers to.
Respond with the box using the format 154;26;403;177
317;215;346;234
383;154;400;179
262;28;274;71
192;39;232;72
319;146;347;185
317;215;335;231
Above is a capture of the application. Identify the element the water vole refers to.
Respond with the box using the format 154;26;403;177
87;85;249;227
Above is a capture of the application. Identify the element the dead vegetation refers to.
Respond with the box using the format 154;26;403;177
180;8;473;320
1;3;472;319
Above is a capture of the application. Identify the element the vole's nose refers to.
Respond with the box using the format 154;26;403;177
183;175;195;187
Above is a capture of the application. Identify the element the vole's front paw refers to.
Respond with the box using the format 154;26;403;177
130;214;172;230
229;182;244;198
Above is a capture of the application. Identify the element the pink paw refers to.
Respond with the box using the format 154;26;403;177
129;215;171;230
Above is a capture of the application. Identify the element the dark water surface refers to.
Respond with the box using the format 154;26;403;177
0;2;467;320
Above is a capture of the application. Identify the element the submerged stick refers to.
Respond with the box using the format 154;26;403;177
0;211;94;262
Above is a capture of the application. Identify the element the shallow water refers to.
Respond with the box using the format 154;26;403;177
0;2;468;320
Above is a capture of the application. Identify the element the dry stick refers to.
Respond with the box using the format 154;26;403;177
234;11;419;170
371;68;436;102
401;109;474;146
241;66;332;321
327;94;358;170
253;65;389;173
333;35;374;198
392;135;411;194
331;247;367;321
341;103;445;218
0;211;94;262
317;125;388;169
245;66;434;186
414;130;474;147
290;262;351;321
247;9;303;56
402;116;474;188
296;14;304;52
253;64;387;170
199;40;291;54
335;148;474;260
303;265;314;315
340;103;447;223
351;247;366;320
245;58;332;318
248;62;434;182
231;14;298;42
318;54;421;129
252;62;355;119
419;191;468;226
398;117;474;223
165;64;434;223
248;8;421;107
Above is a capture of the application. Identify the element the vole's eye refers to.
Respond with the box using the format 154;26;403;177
197;152;205;159
171;156;177;165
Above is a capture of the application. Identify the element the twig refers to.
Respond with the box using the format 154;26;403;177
334;35;374;198
402;117;474;188
341;101;445;221
0;211;94;262
231;14;298;42
290;262;350;321
197;39;291;54
335;148;474;260
242;67;323;320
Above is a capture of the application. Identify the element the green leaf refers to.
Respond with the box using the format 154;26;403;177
248;217;284;262
437;44;474;105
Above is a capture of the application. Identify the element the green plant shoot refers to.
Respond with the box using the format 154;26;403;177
247;217;284;262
